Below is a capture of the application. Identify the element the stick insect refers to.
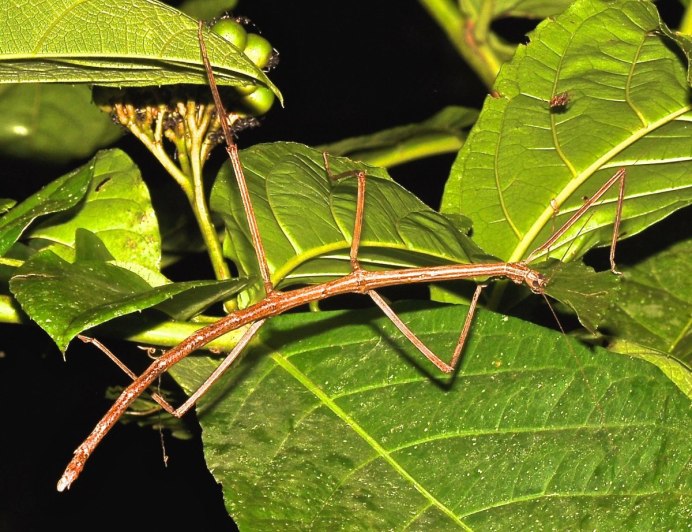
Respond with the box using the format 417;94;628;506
56;22;626;491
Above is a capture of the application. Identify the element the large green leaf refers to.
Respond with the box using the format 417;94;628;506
9;243;249;352
0;154;92;256
604;239;692;361
170;304;691;529
441;0;692;265
0;84;121;163
211;142;490;294
0;0;281;98
29;148;161;270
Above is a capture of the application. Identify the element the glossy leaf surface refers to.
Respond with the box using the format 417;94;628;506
10;245;248;352
0;155;92;256
212;142;491;294
0;84;121;163
171;304;691;530
0;0;280;98
605;239;692;361
29;149;161;270
441;0;692;265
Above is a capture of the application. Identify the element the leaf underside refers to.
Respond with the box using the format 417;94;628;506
442;0;692;266
0;0;281;99
212;142;492;298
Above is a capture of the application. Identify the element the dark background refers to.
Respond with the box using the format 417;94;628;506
0;2;685;531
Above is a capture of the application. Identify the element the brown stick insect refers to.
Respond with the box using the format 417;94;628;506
56;22;626;491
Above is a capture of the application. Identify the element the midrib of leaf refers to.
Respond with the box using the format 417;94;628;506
268;350;471;530
272;238;468;286
511;104;692;263
670;319;692;354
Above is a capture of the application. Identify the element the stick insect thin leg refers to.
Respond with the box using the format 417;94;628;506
526;168;626;273
148;27;274;420
198;21;274;295
326;153;487;373
172;319;266;417
77;335;177;415
369;285;485;373
322;153;366;271
609;169;626;274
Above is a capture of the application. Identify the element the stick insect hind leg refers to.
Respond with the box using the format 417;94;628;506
323;152;487;374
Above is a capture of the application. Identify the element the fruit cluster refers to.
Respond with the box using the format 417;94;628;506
211;17;278;117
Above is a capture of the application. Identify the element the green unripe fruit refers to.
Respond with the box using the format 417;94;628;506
211;19;248;50
234;83;259;96
243;33;273;69
240;86;275;116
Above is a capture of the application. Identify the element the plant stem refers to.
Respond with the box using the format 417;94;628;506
475;0;494;44
680;4;692;35
123;116;194;201
0;257;23;268
102;316;249;351
418;0;501;88
185;102;231;282
117;101;230;282
0;293;247;351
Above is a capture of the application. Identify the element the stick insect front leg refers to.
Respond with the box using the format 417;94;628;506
525;168;626;273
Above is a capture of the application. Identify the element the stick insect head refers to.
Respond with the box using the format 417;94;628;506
525;269;548;294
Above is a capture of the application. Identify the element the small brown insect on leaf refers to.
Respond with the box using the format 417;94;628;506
549;91;571;112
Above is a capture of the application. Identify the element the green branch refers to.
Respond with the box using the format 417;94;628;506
681;3;692;35
348;133;464;168
418;0;501;88
0;294;247;351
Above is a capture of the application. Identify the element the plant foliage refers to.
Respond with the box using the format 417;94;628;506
0;0;689;529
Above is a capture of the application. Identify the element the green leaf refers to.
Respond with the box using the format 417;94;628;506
0;84;122;163
441;0;692;266
659;20;692;84
0;0;281;100
603;239;692;360
0;155;92;256
211;142;490;295
9;246;249;351
319;106;479;168
178;0;237;20
608;341;692;400
466;0;575;19
169;304;691;529
539;260;623;333
28;148;161;270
